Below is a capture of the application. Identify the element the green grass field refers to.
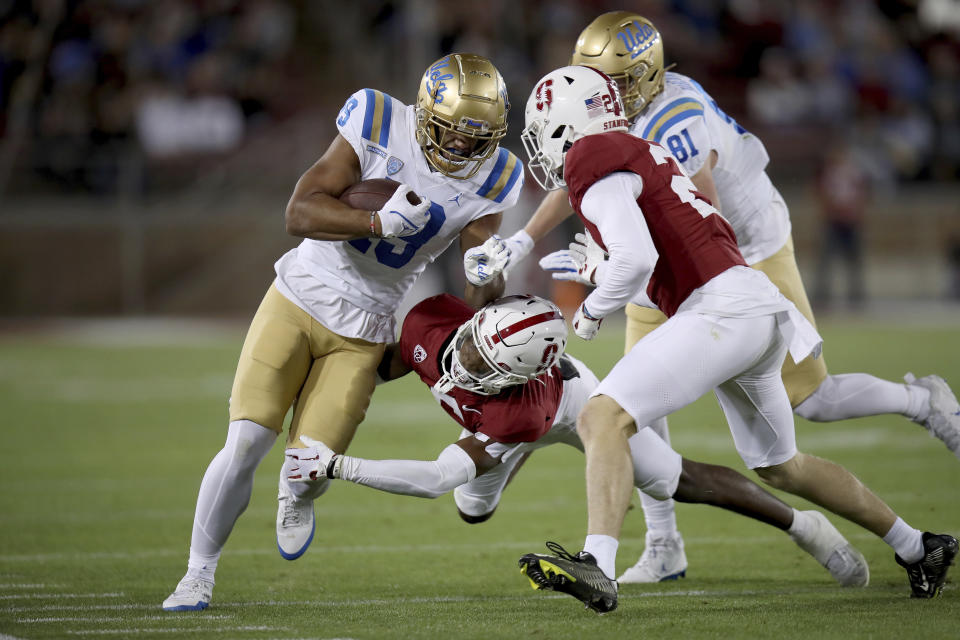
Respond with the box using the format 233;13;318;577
1;316;959;639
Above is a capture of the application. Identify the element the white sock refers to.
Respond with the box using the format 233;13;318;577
795;374;925;423
883;517;925;563
186;420;276;580
583;534;619;580
786;508;812;540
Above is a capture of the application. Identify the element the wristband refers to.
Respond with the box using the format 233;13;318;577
326;454;342;479
581;303;599;321
370;212;378;237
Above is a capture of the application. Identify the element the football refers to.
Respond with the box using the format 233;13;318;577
339;178;421;211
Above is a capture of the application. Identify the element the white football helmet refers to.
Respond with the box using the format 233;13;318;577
522;65;630;190
435;295;567;396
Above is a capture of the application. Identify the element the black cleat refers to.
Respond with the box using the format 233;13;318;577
518;541;618;613
895;532;958;598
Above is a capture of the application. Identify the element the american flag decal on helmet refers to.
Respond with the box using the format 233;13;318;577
584;95;607;119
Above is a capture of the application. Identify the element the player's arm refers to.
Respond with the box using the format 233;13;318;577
688;150;721;212
580;173;657;321
286;433;501;499
459;213;506;308
378;342;412;382
284;134;374;241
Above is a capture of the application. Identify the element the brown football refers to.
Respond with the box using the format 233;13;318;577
338;178;421;211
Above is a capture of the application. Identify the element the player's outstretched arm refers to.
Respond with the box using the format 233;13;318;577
459;214;506;308
377;343;412;383
284;134;379;241
286;434;501;499
673;458;793;529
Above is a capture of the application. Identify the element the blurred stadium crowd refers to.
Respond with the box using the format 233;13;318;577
1;0;958;315
1;0;958;196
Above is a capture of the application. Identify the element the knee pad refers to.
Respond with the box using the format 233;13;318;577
628;427;682;500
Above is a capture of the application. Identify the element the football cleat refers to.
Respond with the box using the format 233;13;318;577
162;576;213;612
895;532;958;598
905;373;960;458
276;474;315;560
518;541;618;614
789;510;869;587
617;531;687;584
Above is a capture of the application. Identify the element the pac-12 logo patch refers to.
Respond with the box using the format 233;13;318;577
387;156;404;175
413;344;428;363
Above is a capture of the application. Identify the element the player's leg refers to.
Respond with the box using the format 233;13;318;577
277;325;383;559
578;312;770;579
626;420;867;587
711;316;955;597
621;303;686;582
755;238;960;456
164;285;312;610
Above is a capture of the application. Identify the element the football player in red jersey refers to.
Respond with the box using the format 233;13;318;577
286;293;873;602
514;66;956;612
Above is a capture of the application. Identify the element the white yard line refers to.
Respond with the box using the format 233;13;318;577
17;615;231;623
0;592;123;600
67;626;280;635
0;535;792;563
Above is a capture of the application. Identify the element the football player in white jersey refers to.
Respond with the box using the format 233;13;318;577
488;11;960;585
161;53;525;611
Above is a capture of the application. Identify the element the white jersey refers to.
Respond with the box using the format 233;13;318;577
630;72;790;264
274;88;524;343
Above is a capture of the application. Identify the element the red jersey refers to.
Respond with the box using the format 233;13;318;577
399;294;563;443
565;131;747;317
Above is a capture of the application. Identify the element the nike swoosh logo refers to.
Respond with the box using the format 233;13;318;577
462;405;481;415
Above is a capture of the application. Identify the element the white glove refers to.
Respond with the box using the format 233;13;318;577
538;232;607;286
572;303;602;340
501;229;535;276
285;435;340;481
463;234;511;286
376;184;431;238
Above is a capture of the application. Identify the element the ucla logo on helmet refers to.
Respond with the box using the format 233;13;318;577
619;20;659;59
413;344;428;363
425;57;454;104
386;156;404;175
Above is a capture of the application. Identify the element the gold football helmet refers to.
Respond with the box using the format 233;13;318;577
571;12;665;119
416;53;509;180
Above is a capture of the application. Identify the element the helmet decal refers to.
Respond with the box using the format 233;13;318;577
618;19;660;60
489;309;563;345
425;57;455;104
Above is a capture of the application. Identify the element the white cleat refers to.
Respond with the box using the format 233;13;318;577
162;576;214;611
790;510;869;587
617;531;687;584
277;474;315;560
905;373;960;459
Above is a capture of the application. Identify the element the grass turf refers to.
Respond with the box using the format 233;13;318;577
1;316;958;639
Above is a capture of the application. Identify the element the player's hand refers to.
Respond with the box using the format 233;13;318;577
572;303;602;340
501;229;535;276
463;234;510;286
376;184;431;238
538;232;607;286
285;435;339;481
